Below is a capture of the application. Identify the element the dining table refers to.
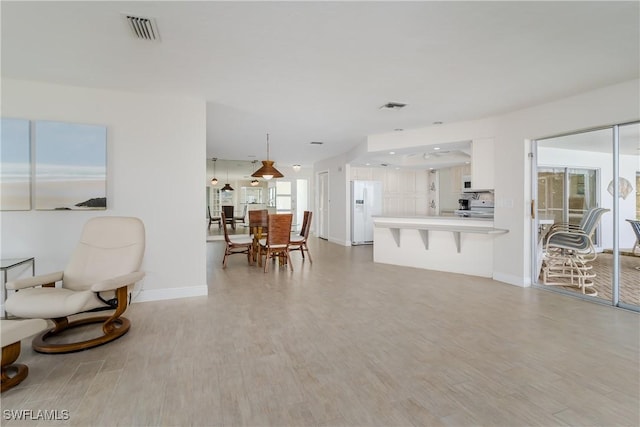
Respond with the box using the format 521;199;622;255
248;210;269;265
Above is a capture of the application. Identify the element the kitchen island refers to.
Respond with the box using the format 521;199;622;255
373;216;508;278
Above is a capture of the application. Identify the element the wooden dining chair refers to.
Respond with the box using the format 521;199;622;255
289;211;313;263
222;205;235;230
234;204;248;226
208;206;221;230
248;209;268;228
220;211;253;267
258;213;293;272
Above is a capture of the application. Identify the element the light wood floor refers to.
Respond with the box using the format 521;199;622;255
3;238;639;426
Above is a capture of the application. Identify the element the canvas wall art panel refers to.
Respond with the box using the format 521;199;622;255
35;121;107;210
0;118;31;210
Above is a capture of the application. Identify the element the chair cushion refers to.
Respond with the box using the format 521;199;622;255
289;234;304;244
229;236;253;245
63;217;145;292
0;319;48;347
5;287;106;319
258;238;287;249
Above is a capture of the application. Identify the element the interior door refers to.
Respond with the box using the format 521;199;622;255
318;172;329;240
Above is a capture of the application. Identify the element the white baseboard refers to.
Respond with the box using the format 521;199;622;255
493;271;530;287
132;285;208;303
328;237;351;246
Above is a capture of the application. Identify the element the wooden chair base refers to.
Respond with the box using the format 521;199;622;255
1;342;27;392
32;315;130;354
222;245;253;268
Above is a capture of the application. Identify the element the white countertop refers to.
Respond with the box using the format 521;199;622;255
373;215;493;222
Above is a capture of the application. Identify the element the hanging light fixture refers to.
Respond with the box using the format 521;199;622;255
221;162;234;192
251;133;284;180
250;160;260;186
210;158;218;185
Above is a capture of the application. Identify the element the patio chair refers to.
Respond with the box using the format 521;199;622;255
626;219;640;255
542;207;609;296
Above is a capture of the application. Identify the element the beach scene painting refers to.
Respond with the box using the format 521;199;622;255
35;120;107;210
1;118;31;210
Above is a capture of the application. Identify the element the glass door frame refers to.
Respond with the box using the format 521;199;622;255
531;121;640;312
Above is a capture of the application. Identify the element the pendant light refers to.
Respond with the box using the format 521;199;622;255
250;160;260;186
221;162;234;192
210;158;218;185
251;133;284;180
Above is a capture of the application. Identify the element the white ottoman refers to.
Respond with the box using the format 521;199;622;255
1;319;48;392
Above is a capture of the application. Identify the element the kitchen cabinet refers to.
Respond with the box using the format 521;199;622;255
439;164;471;213
471;138;495;189
451;164;471;191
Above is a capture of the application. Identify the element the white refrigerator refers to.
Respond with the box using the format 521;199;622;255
351;180;383;245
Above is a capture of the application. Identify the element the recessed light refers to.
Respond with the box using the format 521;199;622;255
395;167;400;170
394;128;404;132
433;121;443;125
389;151;396;155
365;163;371;166
465;161;470;164
434;147;441;150
429;167;434;170
310;141;324;145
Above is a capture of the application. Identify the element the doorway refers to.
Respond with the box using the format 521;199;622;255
532;122;640;312
318;171;329;240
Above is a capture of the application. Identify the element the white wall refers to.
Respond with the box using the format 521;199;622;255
364;79;640;286
0;79;207;302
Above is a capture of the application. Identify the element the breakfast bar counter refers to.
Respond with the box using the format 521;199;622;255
373;216;508;278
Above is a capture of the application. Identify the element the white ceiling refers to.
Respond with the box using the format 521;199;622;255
2;1;639;168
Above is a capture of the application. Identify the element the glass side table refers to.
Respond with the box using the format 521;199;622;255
1;257;35;318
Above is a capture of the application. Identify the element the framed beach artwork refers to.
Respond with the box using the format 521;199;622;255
35;120;107;210
0;118;31;210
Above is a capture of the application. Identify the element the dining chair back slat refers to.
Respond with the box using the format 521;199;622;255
259;213;293;272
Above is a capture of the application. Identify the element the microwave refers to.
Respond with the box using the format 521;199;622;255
462;175;472;189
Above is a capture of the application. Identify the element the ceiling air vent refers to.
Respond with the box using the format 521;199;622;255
124;15;160;41
379;102;407;110
310;141;324;145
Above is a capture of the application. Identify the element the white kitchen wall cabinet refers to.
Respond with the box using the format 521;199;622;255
471;138;495;189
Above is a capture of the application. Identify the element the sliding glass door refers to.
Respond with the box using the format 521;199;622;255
533;122;639;312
